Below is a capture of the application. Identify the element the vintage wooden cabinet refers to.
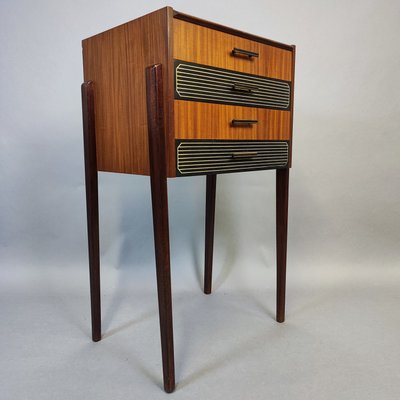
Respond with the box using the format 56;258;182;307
81;6;295;393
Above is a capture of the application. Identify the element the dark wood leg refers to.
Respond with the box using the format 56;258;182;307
204;174;217;294
81;81;101;342
146;64;175;393
276;168;289;323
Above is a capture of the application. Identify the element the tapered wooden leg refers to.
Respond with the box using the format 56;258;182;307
204;174;217;294
81;81;101;342
276;168;289;323
146;64;175;393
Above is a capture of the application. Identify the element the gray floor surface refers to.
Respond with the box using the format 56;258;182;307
1;260;399;400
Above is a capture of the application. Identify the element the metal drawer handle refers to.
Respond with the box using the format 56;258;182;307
231;48;259;58
231;151;258;159
231;119;258;127
232;82;259;93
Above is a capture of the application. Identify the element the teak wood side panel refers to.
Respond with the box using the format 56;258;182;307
173;19;293;81
174;101;291;140
82;7;173;176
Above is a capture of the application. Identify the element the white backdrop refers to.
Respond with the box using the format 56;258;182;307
1;1;400;399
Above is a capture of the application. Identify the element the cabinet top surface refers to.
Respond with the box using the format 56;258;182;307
82;6;294;52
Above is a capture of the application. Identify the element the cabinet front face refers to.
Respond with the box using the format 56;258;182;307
171;18;294;176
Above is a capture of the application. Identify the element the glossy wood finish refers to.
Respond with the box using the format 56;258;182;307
173;19;293;81
204;175;217;294
276;168;289;323
174;101;291;140
82;7;174;176
146;64;175;393
173;10;293;51
81;81;101;342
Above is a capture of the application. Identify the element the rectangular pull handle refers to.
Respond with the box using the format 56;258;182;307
232;82;259;93
231;119;258;127
231;48;259;58
231;151;258;159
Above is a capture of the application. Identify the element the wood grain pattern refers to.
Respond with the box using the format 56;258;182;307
82;7;173;176
174;101;291;140
173;10;293;51
173;19;292;81
82;7;294;178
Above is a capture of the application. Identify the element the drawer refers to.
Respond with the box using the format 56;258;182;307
173;18;293;81
176;140;289;176
174;60;291;110
174;101;291;141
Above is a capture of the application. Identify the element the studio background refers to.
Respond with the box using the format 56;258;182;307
1;1;399;399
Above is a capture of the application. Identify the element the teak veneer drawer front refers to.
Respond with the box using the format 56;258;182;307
174;101;291;141
173;18;293;81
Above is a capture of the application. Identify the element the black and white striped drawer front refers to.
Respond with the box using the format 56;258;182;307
176;140;289;176
174;60;291;110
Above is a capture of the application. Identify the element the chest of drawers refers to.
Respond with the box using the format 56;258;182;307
82;7;295;177
81;6;295;393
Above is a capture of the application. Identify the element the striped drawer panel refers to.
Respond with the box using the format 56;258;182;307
176;140;289;176
174;60;291;110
